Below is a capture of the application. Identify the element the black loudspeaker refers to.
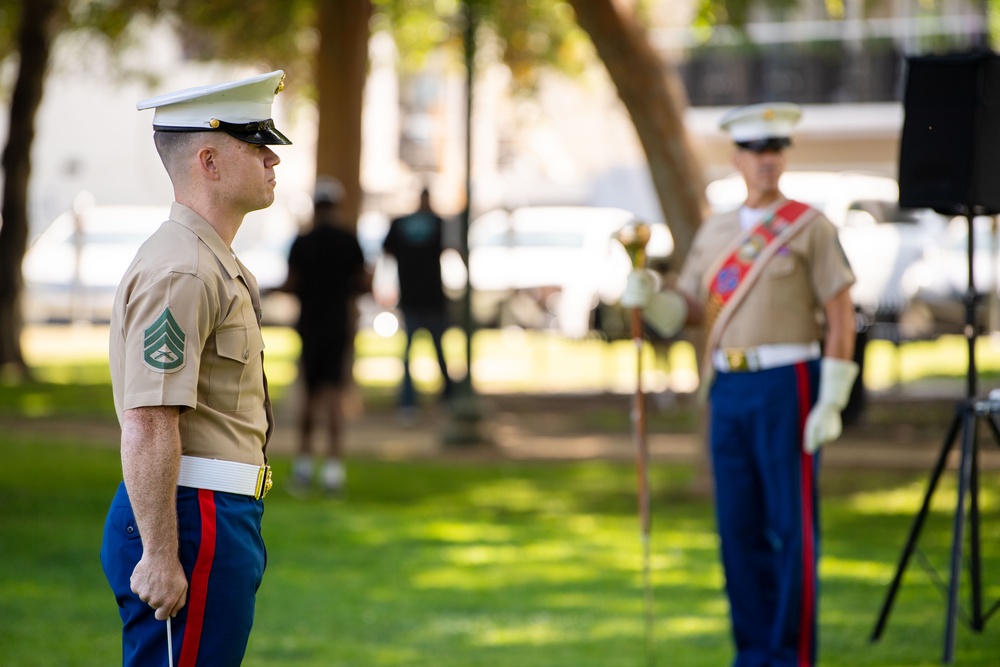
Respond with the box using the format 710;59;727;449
898;51;1000;215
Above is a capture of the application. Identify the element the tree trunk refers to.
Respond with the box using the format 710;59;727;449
0;0;63;377
315;0;372;229
568;0;706;264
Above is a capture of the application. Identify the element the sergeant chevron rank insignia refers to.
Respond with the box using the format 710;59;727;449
143;307;186;372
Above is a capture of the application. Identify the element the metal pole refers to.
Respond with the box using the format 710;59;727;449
461;0;474;380
166;617;174;667
442;0;484;445
616;221;654;665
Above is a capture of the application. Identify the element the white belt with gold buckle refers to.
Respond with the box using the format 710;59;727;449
713;342;821;373
177;455;272;499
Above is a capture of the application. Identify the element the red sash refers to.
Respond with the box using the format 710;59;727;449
705;201;810;324
700;200;817;383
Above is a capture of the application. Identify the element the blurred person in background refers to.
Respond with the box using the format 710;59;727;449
381;186;453;421
621;102;857;667
282;176;371;495
101;70;289;666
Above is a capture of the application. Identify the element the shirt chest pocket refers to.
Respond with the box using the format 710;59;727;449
765;253;798;279
208;325;266;412
762;251;819;317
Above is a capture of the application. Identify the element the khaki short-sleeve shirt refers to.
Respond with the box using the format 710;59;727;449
110;202;272;465
677;200;855;349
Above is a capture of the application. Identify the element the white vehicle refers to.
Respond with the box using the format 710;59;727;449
22;205;168;324
22;203;297;325
467;206;672;338
900;215;1000;337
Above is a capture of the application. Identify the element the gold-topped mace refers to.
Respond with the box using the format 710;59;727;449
615;219;655;666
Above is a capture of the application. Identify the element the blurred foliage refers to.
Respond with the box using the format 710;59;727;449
372;0;593;91
0;2;18;62
4;0;996;94
993;0;1000;50
9;0;920;110
65;0;318;89
1;0;601;102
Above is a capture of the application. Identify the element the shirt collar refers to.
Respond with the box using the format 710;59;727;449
169;202;241;279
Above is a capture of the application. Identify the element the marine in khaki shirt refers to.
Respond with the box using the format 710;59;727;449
620;102;858;667
100;70;289;667
676;200;855;350
110;201;272;466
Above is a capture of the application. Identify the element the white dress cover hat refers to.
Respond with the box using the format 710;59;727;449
137;70;291;145
719;102;801;151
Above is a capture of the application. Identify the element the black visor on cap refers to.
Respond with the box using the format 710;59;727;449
735;136;791;152
152;118;292;146
216;118;292;145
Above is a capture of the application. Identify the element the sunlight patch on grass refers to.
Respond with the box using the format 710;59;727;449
541;592;602;610
21;324;110;364
261;327;301;386
444;543;543;567
860;336;1000;390
264;359;299;386
821;557;894;582
563;517;650;548
21;325;1000;399
660;529;718;551
656;568;724;589
422;613;575;646
353;356;403;384
17;391;54;417
261;326;300;355
413;556;596;590
848;478;1000;515
565;514;601;535
421;520;514;544
662;614;729;637
584;616;657;640
435;535;594;571
848;481;955;515
32;363;112;384
466;479;571;514
477;616;572;646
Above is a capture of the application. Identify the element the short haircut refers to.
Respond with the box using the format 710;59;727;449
152;131;204;175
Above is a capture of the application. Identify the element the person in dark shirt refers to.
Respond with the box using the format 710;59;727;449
381;187;453;417
283;177;371;494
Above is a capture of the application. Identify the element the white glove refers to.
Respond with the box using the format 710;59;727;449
803;357;860;454
619;269;687;338
620;269;657;309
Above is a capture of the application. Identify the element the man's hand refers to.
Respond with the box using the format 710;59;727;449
620;269;688;338
803;357;860;454
130;552;188;620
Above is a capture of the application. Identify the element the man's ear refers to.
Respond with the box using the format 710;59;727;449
197;146;220;180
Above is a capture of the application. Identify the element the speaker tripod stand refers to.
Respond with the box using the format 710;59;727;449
870;212;1000;664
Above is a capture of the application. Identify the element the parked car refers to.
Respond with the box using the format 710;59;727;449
22;203;297;325
900;215;1000;337
466;206;673;338
705;171;946;340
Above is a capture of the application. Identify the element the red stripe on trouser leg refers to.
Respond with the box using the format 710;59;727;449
795;362;816;667
178;489;217;667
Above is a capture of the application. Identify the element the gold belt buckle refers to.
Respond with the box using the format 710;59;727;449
725;348;749;372
255;465;272;499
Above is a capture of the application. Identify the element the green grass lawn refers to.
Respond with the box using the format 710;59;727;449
3;328;1000;665
1;433;998;666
